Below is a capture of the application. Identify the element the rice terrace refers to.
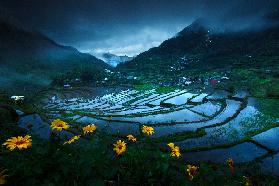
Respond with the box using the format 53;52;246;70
36;86;278;162
1;0;279;185
9;84;277;185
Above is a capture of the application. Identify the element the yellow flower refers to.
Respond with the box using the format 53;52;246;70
167;143;175;149
142;125;154;135
167;143;181;157
64;135;81;145
3;135;32;151
186;165;198;181
113;140;126;155
127;134;137;142
51;119;69;131
83;124;97;135
0;169;7;185
170;146;181;158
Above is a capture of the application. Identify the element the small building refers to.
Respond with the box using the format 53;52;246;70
127;76;134;80
221;76;230;81
184;81;192;86
64;84;71;88
209;79;218;86
50;96;57;103
104;69;111;73
11;96;25;101
11;96;25;104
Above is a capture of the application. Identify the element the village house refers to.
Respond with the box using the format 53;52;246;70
11;96;24;101
63;84;71;88
11;96;25;104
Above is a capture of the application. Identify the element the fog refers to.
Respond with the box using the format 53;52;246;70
1;0;278;56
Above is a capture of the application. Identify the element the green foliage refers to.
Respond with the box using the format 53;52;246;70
258;98;279;118
226;68;279;98
145;103;156;108
0;131;184;185
118;145;180;184
159;102;174;108
61;112;77;118
134;83;155;91
153;129;206;143
237;113;278;137
51;67;106;86
1;122;278;185
155;86;177;94
0;122;26;143
266;79;279;97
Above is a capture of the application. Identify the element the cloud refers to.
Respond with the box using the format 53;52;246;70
1;0;279;56
78;25;186;56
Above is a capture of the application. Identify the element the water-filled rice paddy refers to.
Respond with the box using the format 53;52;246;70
27;87;279;173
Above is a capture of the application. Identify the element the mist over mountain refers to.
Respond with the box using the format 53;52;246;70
117;16;279;74
1;2;279;93
0;18;110;93
101;53;133;67
1;0;278;56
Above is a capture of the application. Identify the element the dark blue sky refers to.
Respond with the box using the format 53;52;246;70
1;0;278;57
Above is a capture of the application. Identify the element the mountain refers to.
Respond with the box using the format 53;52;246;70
101;53;133;67
265;9;279;23
0;18;111;93
117;18;279;76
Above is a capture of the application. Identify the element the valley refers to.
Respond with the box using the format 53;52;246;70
1;9;279;184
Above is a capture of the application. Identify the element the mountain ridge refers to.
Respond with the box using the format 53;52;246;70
117;18;279;75
0;18;111;93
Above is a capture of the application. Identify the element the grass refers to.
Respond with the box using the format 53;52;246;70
155;86;177;94
257;98;279;118
133;83;155;91
133;83;178;94
1;118;278;185
152;129;206;143
239;113;278;137
217;68;279;99
60;112;77;118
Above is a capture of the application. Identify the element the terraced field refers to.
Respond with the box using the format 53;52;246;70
27;87;279;174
